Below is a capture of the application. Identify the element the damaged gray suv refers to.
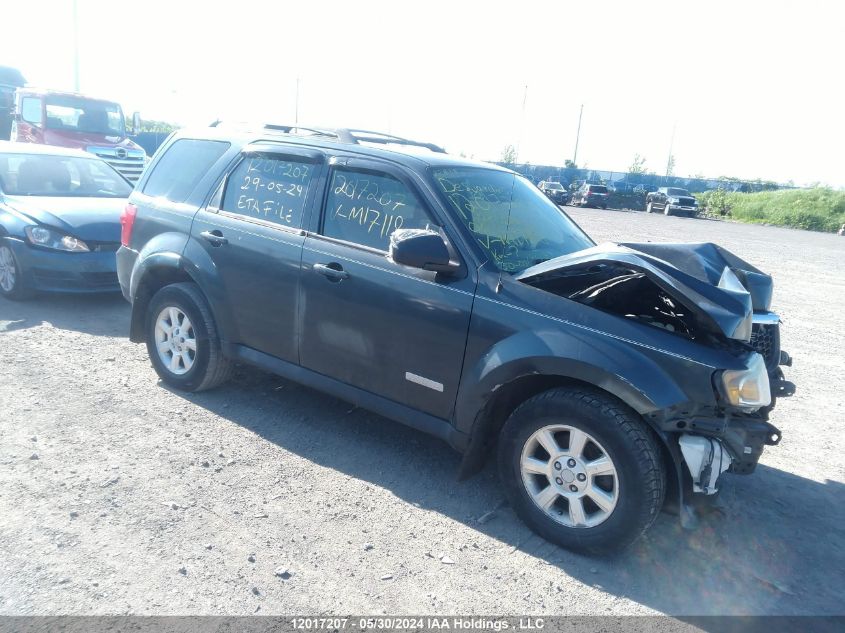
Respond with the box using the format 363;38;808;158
117;125;794;555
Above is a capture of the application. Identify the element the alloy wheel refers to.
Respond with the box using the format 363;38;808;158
154;306;197;375
0;246;17;293
520;424;619;528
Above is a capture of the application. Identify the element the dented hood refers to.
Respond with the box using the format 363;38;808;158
516;242;773;342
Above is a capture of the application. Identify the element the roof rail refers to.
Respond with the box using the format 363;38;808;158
342;128;446;153
209;121;446;154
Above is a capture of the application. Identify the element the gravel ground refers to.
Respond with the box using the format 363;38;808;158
0;208;843;616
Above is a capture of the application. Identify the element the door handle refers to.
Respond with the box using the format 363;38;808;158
200;230;228;246
313;262;349;281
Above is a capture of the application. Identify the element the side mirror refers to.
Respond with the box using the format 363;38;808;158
389;228;457;274
131;112;141;135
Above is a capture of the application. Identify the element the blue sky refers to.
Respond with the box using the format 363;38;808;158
2;0;842;186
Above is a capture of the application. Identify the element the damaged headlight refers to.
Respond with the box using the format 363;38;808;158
720;353;771;409
25;226;90;252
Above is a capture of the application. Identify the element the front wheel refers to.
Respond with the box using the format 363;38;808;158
0;240;32;300
145;282;233;392
646;202;653;213
497;387;665;556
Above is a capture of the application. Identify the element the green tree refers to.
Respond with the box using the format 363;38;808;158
139;119;179;133
629;154;648;174
564;159;577;169
500;144;517;164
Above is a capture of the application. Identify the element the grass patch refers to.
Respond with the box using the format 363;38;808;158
698;188;845;232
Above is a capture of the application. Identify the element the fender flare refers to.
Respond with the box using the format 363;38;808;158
454;328;692;478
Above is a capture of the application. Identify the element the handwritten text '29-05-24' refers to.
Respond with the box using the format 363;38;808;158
225;157;312;226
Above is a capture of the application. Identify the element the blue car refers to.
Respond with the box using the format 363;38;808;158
0;142;132;299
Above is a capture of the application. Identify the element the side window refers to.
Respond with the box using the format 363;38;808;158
142;139;230;203
21;97;41;124
221;155;315;229
323;168;434;251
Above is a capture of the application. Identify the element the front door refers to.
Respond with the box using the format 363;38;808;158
298;158;476;420
190;146;324;362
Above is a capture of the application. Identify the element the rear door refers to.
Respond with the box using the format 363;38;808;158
298;156;476;420
190;146;324;362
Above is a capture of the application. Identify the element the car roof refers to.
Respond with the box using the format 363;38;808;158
172;125;515;174
0;141;99;160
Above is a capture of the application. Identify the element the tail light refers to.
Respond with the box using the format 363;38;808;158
120;203;138;247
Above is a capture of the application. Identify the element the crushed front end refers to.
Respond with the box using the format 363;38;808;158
516;240;795;518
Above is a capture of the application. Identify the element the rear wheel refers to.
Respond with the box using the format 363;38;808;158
145;282;233;392
497;387;665;556
0;241;31;300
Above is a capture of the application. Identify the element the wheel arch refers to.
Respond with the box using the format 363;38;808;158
454;330;686;481
128;253;196;342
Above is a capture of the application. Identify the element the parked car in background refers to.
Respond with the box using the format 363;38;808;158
117;124;793;555
570;183;609;209
538;180;569;205
9;88;147;182
646;187;698;216
0;142;131;298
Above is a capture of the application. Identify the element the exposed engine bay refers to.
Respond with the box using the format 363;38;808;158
523;261;706;340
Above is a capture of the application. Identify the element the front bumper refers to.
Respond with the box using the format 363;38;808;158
667;204;698;214
8;237;119;294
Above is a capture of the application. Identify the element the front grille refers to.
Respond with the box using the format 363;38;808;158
32;268;118;289
82;271;119;287
678;197;696;206
750;323;780;372
91;242;121;253
87;146;146;183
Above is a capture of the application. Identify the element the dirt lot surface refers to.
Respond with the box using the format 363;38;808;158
1;208;843;616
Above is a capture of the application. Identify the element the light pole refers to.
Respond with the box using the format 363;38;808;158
572;104;583;165
515;84;528;163
72;0;80;92
666;121;677;180
295;77;300;125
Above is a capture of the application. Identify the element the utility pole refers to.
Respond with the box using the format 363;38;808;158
72;0;80;91
572;104;583;165
666;121;677;179
515;84;528;163
295;77;300;125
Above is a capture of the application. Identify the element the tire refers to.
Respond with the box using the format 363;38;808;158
497;387;665;556
646;202;653;213
0;239;32;300
664;206;673;216
601;205;607;210
145;282;233;392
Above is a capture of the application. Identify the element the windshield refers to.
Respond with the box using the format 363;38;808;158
667;188;691;196
544;182;564;190
432;167;594;273
44;96;125;136
588;185;608;193
0;152;132;198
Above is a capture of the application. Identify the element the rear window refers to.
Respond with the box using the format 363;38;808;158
589;185;608;193
143;139;230;203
